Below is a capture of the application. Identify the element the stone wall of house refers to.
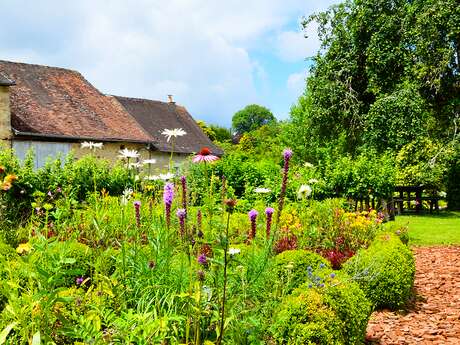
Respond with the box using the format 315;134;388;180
11;139;188;171
71;142;189;173
0;86;12;147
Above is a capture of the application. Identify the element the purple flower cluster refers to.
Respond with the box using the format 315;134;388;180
176;208;186;237
163;183;174;228
265;207;274;238
248;209;258;240
197;253;207;266
133;200;141;228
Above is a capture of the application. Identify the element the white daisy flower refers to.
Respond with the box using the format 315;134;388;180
81;141;104;150
304;162;314;168
142;159;157;165
118;148;140;159
144;175;160;181
254;187;271;194
308;178;319;184
161;128;187;142
297;184;312;199
159;172;175;180
228;248;241;255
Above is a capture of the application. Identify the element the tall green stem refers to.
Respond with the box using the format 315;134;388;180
217;212;231;345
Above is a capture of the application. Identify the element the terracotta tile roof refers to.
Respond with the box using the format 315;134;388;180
0;60;152;142
114;96;223;155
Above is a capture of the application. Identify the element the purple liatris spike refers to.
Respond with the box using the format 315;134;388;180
180;175;187;215
176;208;186;237
248;209;258;240
163;183;174;228
277;148;293;224
265;207;274;238
197;209;202;237
133;200;141;228
197;253;207;266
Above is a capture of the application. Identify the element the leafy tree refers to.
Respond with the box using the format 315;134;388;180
289;0;460;158
209;124;232;142
232;104;276;134
196;120;217;141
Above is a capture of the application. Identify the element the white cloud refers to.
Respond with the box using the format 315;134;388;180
1;0;340;126
276;21;321;62
287;70;309;100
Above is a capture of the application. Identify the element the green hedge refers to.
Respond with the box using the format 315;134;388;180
447;149;460;210
272;269;371;344
271;250;330;294
343;232;415;309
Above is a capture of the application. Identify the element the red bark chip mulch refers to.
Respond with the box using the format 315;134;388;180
366;246;460;344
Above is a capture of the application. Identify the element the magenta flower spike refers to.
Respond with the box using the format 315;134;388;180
133;200;141;228
176;208;186;237
163;183;174;228
197;253;207;266
248;209;258;240
277;148;293;224
265;207;274;238
180;175;188;215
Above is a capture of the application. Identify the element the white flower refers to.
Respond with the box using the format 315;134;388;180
128;162;142;169
438;191;447;198
161;128;187;142
308;178;319;184
143;159;157;165
81;141;104;150
159;172;175;180
254;187;271;194
297;184;312;199
144;175;160;181
228;248;241;255
304;162;314;168
121;188;133;205
118;148;140;159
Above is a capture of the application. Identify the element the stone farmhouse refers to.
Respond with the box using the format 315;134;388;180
0;60;222;168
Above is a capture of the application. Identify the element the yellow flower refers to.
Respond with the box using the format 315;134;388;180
1;182;12;191
4;174;18;183
16;242;32;255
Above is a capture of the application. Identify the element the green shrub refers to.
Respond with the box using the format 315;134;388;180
343;232;415;309
447;147;460;210
271;289;344;345
272;250;330;294
295;269;371;345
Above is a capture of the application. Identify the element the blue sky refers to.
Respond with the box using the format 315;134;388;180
1;0;339;127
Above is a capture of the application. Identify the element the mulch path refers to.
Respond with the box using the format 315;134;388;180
366;246;460;344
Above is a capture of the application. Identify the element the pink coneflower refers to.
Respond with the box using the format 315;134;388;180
180;175;187;215
192;147;219;163
176;208;186;237
133;200;141;228
276;148;293;224
248;209;258;240
163;183;174;228
265;207;274;238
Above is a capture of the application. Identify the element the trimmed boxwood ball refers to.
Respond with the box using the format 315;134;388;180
271;289;345;345
272;249;330;293
343;232;415;309
293;269;372;345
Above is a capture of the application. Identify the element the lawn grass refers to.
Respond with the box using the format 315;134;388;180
388;211;460;246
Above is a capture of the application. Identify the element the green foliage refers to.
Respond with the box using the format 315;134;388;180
271;289;344;345
293;270;371;345
343;232;415;309
272;250;330;294
289;0;460;158
395;138;451;187
447;146;460;210
232;104;276;134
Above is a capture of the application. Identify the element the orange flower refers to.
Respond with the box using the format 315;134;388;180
4;174;18;183
2;182;12;191
0;166;5;174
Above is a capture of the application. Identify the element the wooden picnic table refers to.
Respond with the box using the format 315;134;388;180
393;185;440;214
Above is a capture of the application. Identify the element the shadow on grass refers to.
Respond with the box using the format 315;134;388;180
397;210;460;219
